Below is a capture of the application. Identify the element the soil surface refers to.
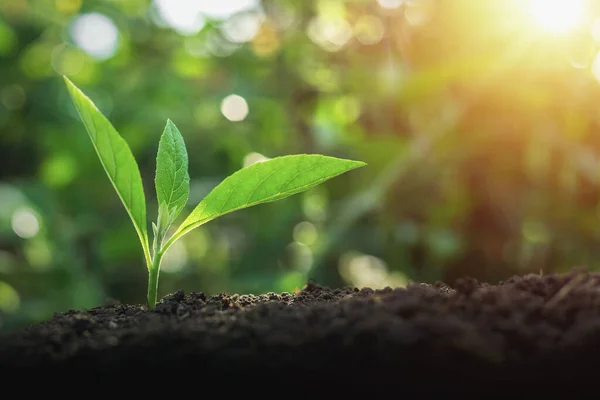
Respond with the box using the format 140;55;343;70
2;269;600;391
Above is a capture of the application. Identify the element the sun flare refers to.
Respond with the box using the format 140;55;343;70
528;0;586;34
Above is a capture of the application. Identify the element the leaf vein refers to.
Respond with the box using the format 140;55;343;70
244;167;280;205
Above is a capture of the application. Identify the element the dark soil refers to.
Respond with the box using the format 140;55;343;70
3;269;600;392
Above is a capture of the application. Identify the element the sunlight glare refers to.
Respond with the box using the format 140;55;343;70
591;50;600;83
528;0;586;34
592;18;600;42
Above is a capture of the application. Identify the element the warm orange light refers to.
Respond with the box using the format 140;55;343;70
528;0;586;34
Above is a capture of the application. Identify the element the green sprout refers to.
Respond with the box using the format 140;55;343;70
63;76;366;309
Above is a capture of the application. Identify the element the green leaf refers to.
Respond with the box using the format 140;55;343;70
169;154;366;246
155;119;190;224
63;76;151;266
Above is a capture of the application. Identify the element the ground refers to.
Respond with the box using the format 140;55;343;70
2;269;600;392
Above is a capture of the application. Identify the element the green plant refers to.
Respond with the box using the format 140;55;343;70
63;76;366;309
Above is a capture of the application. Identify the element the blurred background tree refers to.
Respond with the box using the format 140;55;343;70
2;0;600;332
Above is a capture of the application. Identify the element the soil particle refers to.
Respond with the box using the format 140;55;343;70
2;269;600;392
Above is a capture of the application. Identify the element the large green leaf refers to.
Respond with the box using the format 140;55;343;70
169;154;366;246
63;76;151;265
155;119;189;222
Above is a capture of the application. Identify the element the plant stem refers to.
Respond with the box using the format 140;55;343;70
147;251;163;309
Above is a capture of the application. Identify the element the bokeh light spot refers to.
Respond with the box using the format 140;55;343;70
198;0;260;20
41;153;78;188
172;48;209;77
184;35;209;57
251;20;280;56
243;152;270;167
205;32;241;57
307;16;352;52
55;0;81;15
0;281;20;313
522;220;550;244
266;2;296;30
51;44;85;76
302;188;328;222
220;11;264;43
154;0;205;36
71;13;119;60
0;184;27;221
404;0;432;26
298;58;341;91
293;221;318;246
19;42;54;79
333;96;361;124
221;94;249;121
161;239;188;273
184;227;210;260
24;238;53;270
283;242;313;272
11;207;40;239
276;271;305;293
0;20;17;56
1;84;26;110
354;15;385;45
339;252;403;289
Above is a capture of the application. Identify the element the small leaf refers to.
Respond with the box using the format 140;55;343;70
155;120;190;223
171;154;366;243
168;206;178;224
152;202;171;258
157;202;172;230
63;76;151;265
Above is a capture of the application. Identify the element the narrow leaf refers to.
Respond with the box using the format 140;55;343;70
172;154;366;242
155;119;190;222
63;76;151;265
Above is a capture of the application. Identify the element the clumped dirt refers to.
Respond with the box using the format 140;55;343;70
2;269;600;391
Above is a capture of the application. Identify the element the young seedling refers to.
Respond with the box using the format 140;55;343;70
63;76;366;309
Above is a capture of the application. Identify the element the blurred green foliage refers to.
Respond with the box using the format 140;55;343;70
3;0;600;331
